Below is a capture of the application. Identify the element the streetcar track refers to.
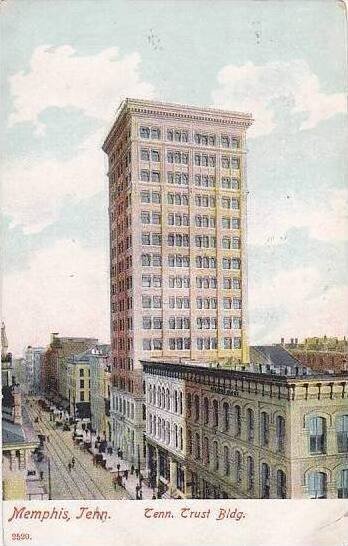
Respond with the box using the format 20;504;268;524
28;403;112;500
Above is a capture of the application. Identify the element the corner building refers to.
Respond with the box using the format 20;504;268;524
102;99;253;465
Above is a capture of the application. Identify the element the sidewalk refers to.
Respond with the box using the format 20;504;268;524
75;430;155;500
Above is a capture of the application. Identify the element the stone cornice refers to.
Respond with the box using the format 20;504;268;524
102;98;254;153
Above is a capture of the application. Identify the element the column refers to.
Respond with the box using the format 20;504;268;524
169;457;177;495
10;450;17;471
19;450;26;470
156;447;160;484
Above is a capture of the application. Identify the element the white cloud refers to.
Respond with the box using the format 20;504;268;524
248;188;348;246
2;239;109;356
2;129;106;233
249;267;348;344
8;45;155;132
212;60;345;137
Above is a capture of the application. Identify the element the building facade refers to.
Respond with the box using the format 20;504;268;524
143;360;348;499
23;346;45;395
67;352;92;419
103;98;253;465
90;344;111;439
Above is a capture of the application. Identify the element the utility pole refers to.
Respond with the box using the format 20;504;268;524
47;457;52;500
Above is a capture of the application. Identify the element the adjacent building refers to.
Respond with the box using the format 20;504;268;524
24;346;45;395
282;336;348;374
142;359;348;499
103;98;253;465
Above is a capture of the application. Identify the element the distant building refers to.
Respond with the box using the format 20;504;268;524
89;344;111;440
142;359;348;499
41;333;98;407
67;351;92;419
24;346;45;395
281;336;348;374
250;344;310;376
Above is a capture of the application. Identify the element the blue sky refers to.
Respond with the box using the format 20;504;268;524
1;0;347;355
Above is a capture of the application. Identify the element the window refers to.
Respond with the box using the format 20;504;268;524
235;451;242;485
276;470;287;499
140;170;150;182
80;391;85;402
151;150;160;162
212;400;219;427
151;128;160;139
218;402;228;432
309;416;326;454
223;446;230;475
338;469;348;498
308;472;327;499
140;149;150;161
79;369;84;377
336;415;348;452
203;437;210;465
261;412;270;447
142;316;152;329
142;339;151;350
194;394;200;422
247;408;254;442
261;463;270;498
140;126;150;138
213;441;219;471
195;432;201;460
276;416;286;452
234;405;241;437
247;456;254;491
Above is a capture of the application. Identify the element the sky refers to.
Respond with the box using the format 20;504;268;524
1;0;347;356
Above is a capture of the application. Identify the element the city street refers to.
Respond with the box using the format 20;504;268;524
26;398;131;500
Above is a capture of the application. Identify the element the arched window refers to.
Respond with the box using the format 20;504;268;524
187;429;192;454
174;390;178;413
223;446;230;476
179;392;183;415
153;415;157;436
203;397;209;425
194;394;200;422
247;456;254;491
234;405;241;437
195;432;201;459
235;450;242;485
149;414;153;435
158;417;161;438
162;387;165;408
338;469;348;498
307;471;327;498
203;437;210;464
166;421;170;444
260;412;269;447
213;400;219;427
261;463;270;498
309;416;326;454
161;419;165;440
276;470;287;498
247;408;254;442
276;416;286;452
223;402;230;431
166;388;170;410
174;424;178;448
149;385;152;404
179;427;183;450
336;415;348;453
213;441;219;471
157;386;161;407
153;387;157;405
186;392;192;418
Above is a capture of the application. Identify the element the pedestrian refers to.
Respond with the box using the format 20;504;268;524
130;464;134;475
71;457;75;468
152;493;156;500
139;490;143;500
47;435;50;443
40;471;44;480
68;462;72;472
124;469;128;480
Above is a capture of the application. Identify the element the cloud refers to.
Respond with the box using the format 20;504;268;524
2;130;106;233
248;188;348;246
212;60;345;137
249;266;348;344
8;45;155;132
2;239;109;356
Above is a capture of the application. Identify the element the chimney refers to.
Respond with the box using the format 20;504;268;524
280;337;285;347
295;337;298;346
12;385;22;425
290;338;294;345
50;332;59;344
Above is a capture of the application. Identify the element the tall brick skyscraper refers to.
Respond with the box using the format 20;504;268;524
102;99;253;465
